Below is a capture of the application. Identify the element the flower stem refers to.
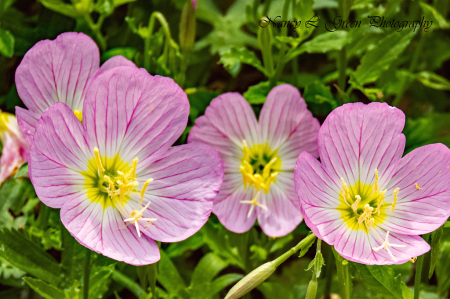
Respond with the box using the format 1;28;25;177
83;249;91;299
144;12;173;72
332;248;351;299
149;263;157;298
112;270;147;298
273;233;316;267
323;243;334;299
83;14;107;52
414;234;431;299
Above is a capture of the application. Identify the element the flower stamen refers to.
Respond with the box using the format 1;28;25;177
351;195;361;212
341;178;351;206
124;201;157;237
140;178;153;206
391;188;400;212
94;147;105;174
415;183;422;190
372;230;406;262
358;204;374;225
240;191;268;218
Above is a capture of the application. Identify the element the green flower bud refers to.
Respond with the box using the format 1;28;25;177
225;261;276;299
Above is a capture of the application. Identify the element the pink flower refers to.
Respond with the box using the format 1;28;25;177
295;102;450;265
188;84;320;237
0;112;30;183
29;66;223;265
15;32;135;144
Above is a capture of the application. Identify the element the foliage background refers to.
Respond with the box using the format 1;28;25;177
0;0;450;298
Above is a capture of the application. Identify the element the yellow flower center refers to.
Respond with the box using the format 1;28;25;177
239;140;280;194
83;147;155;237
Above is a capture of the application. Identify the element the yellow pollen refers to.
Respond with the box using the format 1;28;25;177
341;178;351;206
240;191;267;218
351;195;361;212
391;188;400;212
410;257;417;263
94;147;105;173
358;204;374;225
374;169;379;192
415;183;422;190
140;178;153;206
374;189;386;215
372;230;406;262
74;110;83;122
239;140;279;194
124;201;157;237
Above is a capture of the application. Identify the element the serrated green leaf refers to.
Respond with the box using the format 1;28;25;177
39;0;81;18
353;30;416;86
219;47;268;77
24;277;64;299
354;263;409;299
0;229;63;285
0;28;14;58
429;226;444;279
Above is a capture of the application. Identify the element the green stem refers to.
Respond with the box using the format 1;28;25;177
414;234;431;299
337;47;347;93
273;233;316;267
112;270;147;298
323;244;334;299
83;249;91;299
144;12;173;72
149;263;157;299
83;14;107;52
270;0;290;85
333;248;351;299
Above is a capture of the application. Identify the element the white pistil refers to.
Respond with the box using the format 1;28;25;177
123;201;157;237
240;191;267;218
372;230;406;262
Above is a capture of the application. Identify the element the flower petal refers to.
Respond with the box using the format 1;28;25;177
212;173;256;233
97;56;136;74
379;143;450;235
15;107;40;144
259;84;318;152
83;67;189;167
61;193;160;265
15;32;99;113
256;172;302;237
133;143;222;242
189;92;259;152
29;102;91;208
318;102;405;187
334;224;429;265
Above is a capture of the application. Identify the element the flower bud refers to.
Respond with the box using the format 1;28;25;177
225;261;276;299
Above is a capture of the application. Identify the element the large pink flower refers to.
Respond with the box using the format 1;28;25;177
188;84;320;237
29;66;223;265
0;112;30;183
295;102;450;265
15;32;135;143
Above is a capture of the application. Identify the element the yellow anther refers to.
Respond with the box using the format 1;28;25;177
391;188;400;212
415;183;422;190
374;169;379;192
94;147;105;173
140;178;153;206
351;195;361;212
242;140;250;161
341;178;351;206
262;157;277;179
129;158;138;180
410;257;417;263
374;189;386;215
373;230;406;262
117;171;129;185
366;218;375;229
74;110;83;122
240;191;267;218
358;204;374;225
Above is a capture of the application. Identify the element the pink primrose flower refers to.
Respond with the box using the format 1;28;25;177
29;66;223;265
189;84;320;237
295;102;450;265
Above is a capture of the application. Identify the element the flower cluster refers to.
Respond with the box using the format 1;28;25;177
13;32;450;266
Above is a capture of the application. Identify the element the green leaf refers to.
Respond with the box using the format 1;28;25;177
0;229;63;286
243;81;285;104
219;47;268;77
287;31;348;61
0;28;14;58
190;253;229;298
165;232;205;258
13;163;28;179
89;265;114;299
429;226;444;279
437;241;450;295
101;48;137;63
157;250;189;299
353;30;416;86
417;71;450;91
354;263;410;299
419;2;449;29
303;81;338;117
187;88;221;122
269;234;293;253
24;277;64;299
298;234;316;258
39;0;81;18
306;251;325;278
210;274;244;296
